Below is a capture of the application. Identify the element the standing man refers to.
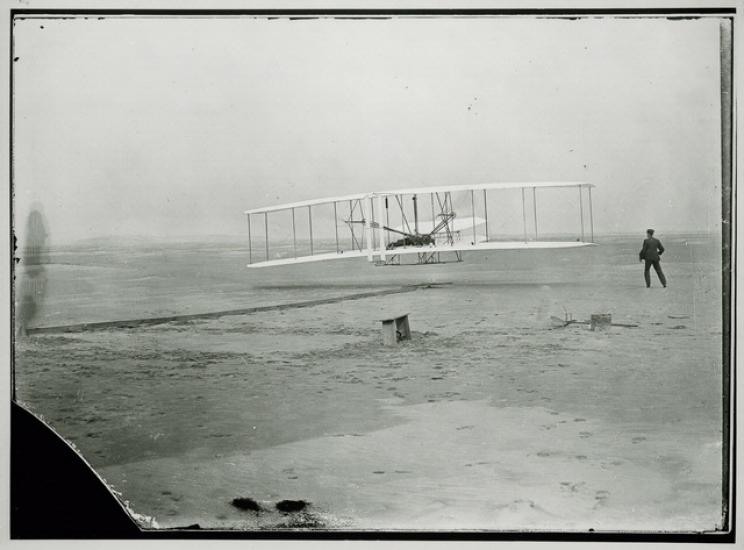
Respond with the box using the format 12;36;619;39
639;228;667;288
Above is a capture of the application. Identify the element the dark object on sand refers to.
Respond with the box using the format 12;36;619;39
11;401;141;538
550;314;638;329
380;313;411;345
590;314;612;331
275;499;309;513
231;497;262;512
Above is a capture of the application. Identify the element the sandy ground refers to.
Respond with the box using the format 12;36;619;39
13;235;725;532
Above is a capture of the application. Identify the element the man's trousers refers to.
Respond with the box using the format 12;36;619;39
644;259;667;288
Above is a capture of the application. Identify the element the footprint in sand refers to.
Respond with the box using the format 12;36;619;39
632;436;646;444
508;499;540;512
594;490;610;508
560;481;585;493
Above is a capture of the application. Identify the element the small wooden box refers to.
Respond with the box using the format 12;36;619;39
380;314;411;345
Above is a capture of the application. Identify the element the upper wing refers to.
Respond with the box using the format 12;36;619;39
373;181;592;197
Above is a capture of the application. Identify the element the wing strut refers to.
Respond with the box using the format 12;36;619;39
348;200;359;251
291;207;297;258
413;194;419;234
376;194;386;262
365;196;374;261
264;212;269;261
333;202;339;253
430;194;436;233
246;214;252;264
521;188;527;242
588;187;594;242
471;190;476;244
371;199;376;250
385;197;390;234
483;189;489;242
395;195;412;235
308;205;314;256
578;186;585;242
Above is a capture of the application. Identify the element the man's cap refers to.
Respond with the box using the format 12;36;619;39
646;228;655;235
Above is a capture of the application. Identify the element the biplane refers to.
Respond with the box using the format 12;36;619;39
244;182;595;268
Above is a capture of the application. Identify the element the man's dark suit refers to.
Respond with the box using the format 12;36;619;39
639;237;666;287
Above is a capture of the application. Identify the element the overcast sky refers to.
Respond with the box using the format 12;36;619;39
13;15;724;243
